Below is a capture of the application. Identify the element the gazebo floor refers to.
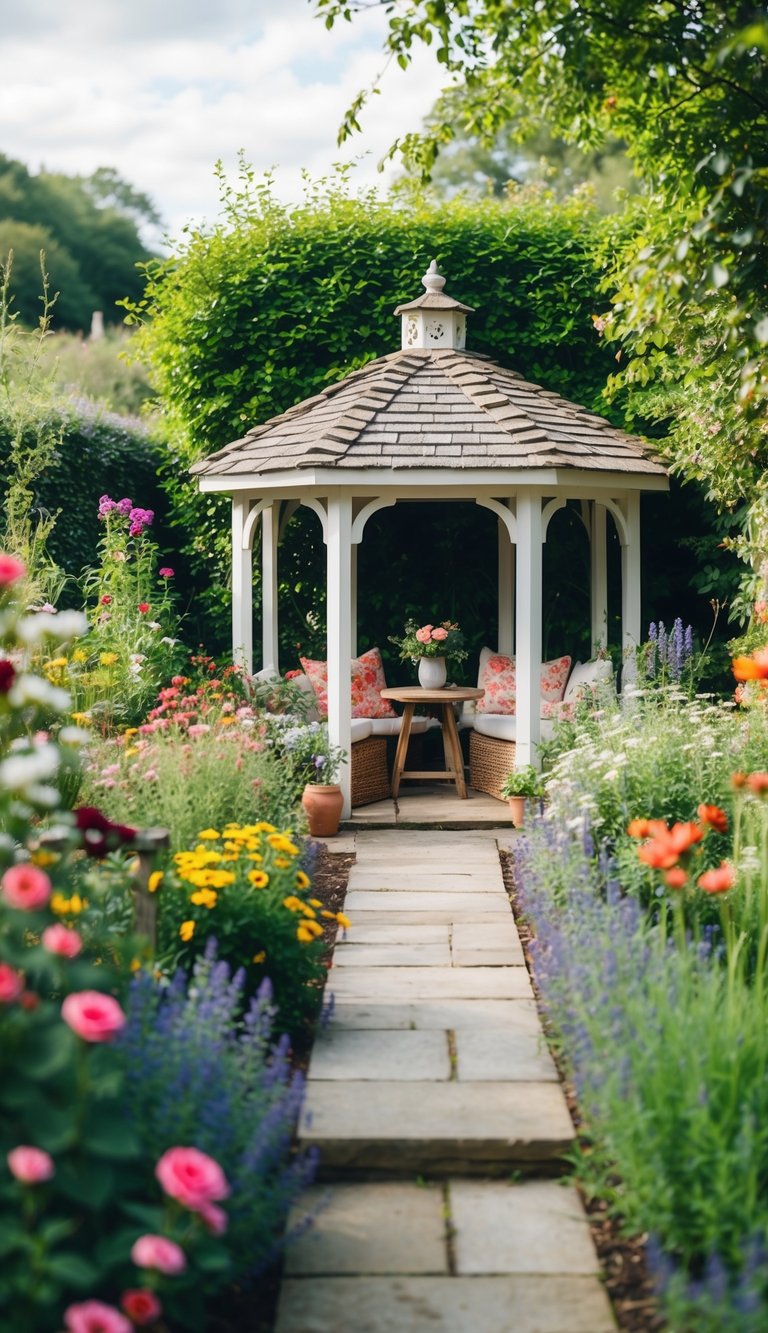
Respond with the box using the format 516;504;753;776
344;783;512;830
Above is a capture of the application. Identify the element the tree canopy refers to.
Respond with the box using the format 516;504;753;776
318;0;768;615
0;154;159;331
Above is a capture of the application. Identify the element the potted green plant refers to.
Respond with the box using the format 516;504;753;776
389;618;468;689
267;719;347;836
500;765;546;828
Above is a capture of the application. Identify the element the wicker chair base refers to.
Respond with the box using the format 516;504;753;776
469;730;516;802
351;736;391;807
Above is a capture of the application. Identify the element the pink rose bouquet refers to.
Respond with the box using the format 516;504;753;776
390;618;467;665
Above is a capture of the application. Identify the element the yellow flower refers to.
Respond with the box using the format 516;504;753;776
72;648;88;663
99;652;119;666
31;849;59;867
274;855;292;870
267;833;299;856
252;950;266;964
207;870;235;889
130;957;142;973
190;888;218;909
125;746;139;757
124;727;138;737
297;919;323;941
282;895;304;913
71;711;91;725
300;905;317;919
197;828;221;841
248;869;269;889
50;892;88;916
254;822;277;834
320;910;336;919
295;872;311;891
48;656;68;669
219;715;236;725
309;896;322;907
179;920;196;942
128;857;140;876
336;912;352;929
147;871;163;893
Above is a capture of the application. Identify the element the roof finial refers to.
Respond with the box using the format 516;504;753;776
422;260;446;295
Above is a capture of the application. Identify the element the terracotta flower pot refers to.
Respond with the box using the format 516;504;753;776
508;795;526;828
301;783;344;837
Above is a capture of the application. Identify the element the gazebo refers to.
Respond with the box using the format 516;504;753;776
191;263;667;815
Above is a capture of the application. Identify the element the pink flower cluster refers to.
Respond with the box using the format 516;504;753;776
97;495;154;537
1;863;52;911
98;495;133;520
415;624;449;644
128;507;154;537
0;963;24;1003
0;553;26;587
61;991;126;1042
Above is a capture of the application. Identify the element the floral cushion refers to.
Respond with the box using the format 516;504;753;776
540;699;577;721
476;653;572;715
299;648;397;720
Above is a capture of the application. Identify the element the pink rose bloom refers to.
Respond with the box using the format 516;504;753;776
0;962;24;1004
120;1290;162;1326
131;1233;187;1275
158;567;175;579
415;626;433;645
61;991;126;1042
431;627;448;641
1;863;52;911
155;1146;230;1211
198;1200;229;1235
7;1145;54;1183
64;1300;132;1333
0;554;26;587
42;924;83;958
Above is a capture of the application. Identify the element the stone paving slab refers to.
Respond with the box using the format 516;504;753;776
300;1081;574;1172
452;946;526;967
345;910;513;928
344;891;508;915
348;871;505;893
310;1029;450;1082
328;999;542;1033
355;848;502;865
328;966;533;1001
454;1029;558;1082
451;1180;599;1275
285;1183;447;1276
337;924;450;945
276;1274;616;1332
332;943;452;967
451;922;521;949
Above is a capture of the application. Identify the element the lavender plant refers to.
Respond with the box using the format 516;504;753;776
118;942;317;1279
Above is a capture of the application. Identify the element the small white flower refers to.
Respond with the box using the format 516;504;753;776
8;675;71;712
161;636;178;646
0;746;60;790
147;621;162;630
25;783;61;808
58;726;91;746
51;610;88;641
16;613;59;645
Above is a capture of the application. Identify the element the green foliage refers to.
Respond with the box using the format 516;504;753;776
32;329;155;417
0;397;166;589
500;764;544;798
0;153;159;330
127;168;618;649
317;0;768;617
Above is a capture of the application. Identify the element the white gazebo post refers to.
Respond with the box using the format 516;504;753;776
498;515;515;657
231;497;253;673
621;492;642;660
326;494;354;816
261;503;280;674
591;501;608;655
515;493;543;769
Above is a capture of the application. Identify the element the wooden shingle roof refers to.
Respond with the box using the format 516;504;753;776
191;347;666;479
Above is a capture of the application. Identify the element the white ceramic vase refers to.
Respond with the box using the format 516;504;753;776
418;656;447;689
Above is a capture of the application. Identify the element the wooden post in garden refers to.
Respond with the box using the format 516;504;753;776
130;828;169;950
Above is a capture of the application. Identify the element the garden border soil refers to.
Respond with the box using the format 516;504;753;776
500;849;666;1333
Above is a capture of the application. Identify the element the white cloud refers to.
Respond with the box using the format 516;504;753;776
1;0;449;243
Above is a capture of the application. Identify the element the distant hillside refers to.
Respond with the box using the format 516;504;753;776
0;156;160;331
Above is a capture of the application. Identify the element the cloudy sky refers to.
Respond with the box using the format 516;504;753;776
1;0;448;243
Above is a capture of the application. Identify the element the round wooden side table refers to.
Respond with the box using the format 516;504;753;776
379;686;484;800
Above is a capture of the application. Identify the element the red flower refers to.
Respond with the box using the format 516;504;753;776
74;806;136;858
698;863;735;894
100;595;112;605
697;803;728;834
120;1290;162;1326
747;772;768;795
138;603;150;614
0;659;15;693
637;821;703;869
664;867;688;890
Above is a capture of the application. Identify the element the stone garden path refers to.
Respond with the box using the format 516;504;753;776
275;829;616;1333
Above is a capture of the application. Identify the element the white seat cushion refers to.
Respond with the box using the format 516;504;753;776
368;715;430;737
350;719;374;743
472;714;556;743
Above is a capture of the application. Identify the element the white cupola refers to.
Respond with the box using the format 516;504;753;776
394;260;475;351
